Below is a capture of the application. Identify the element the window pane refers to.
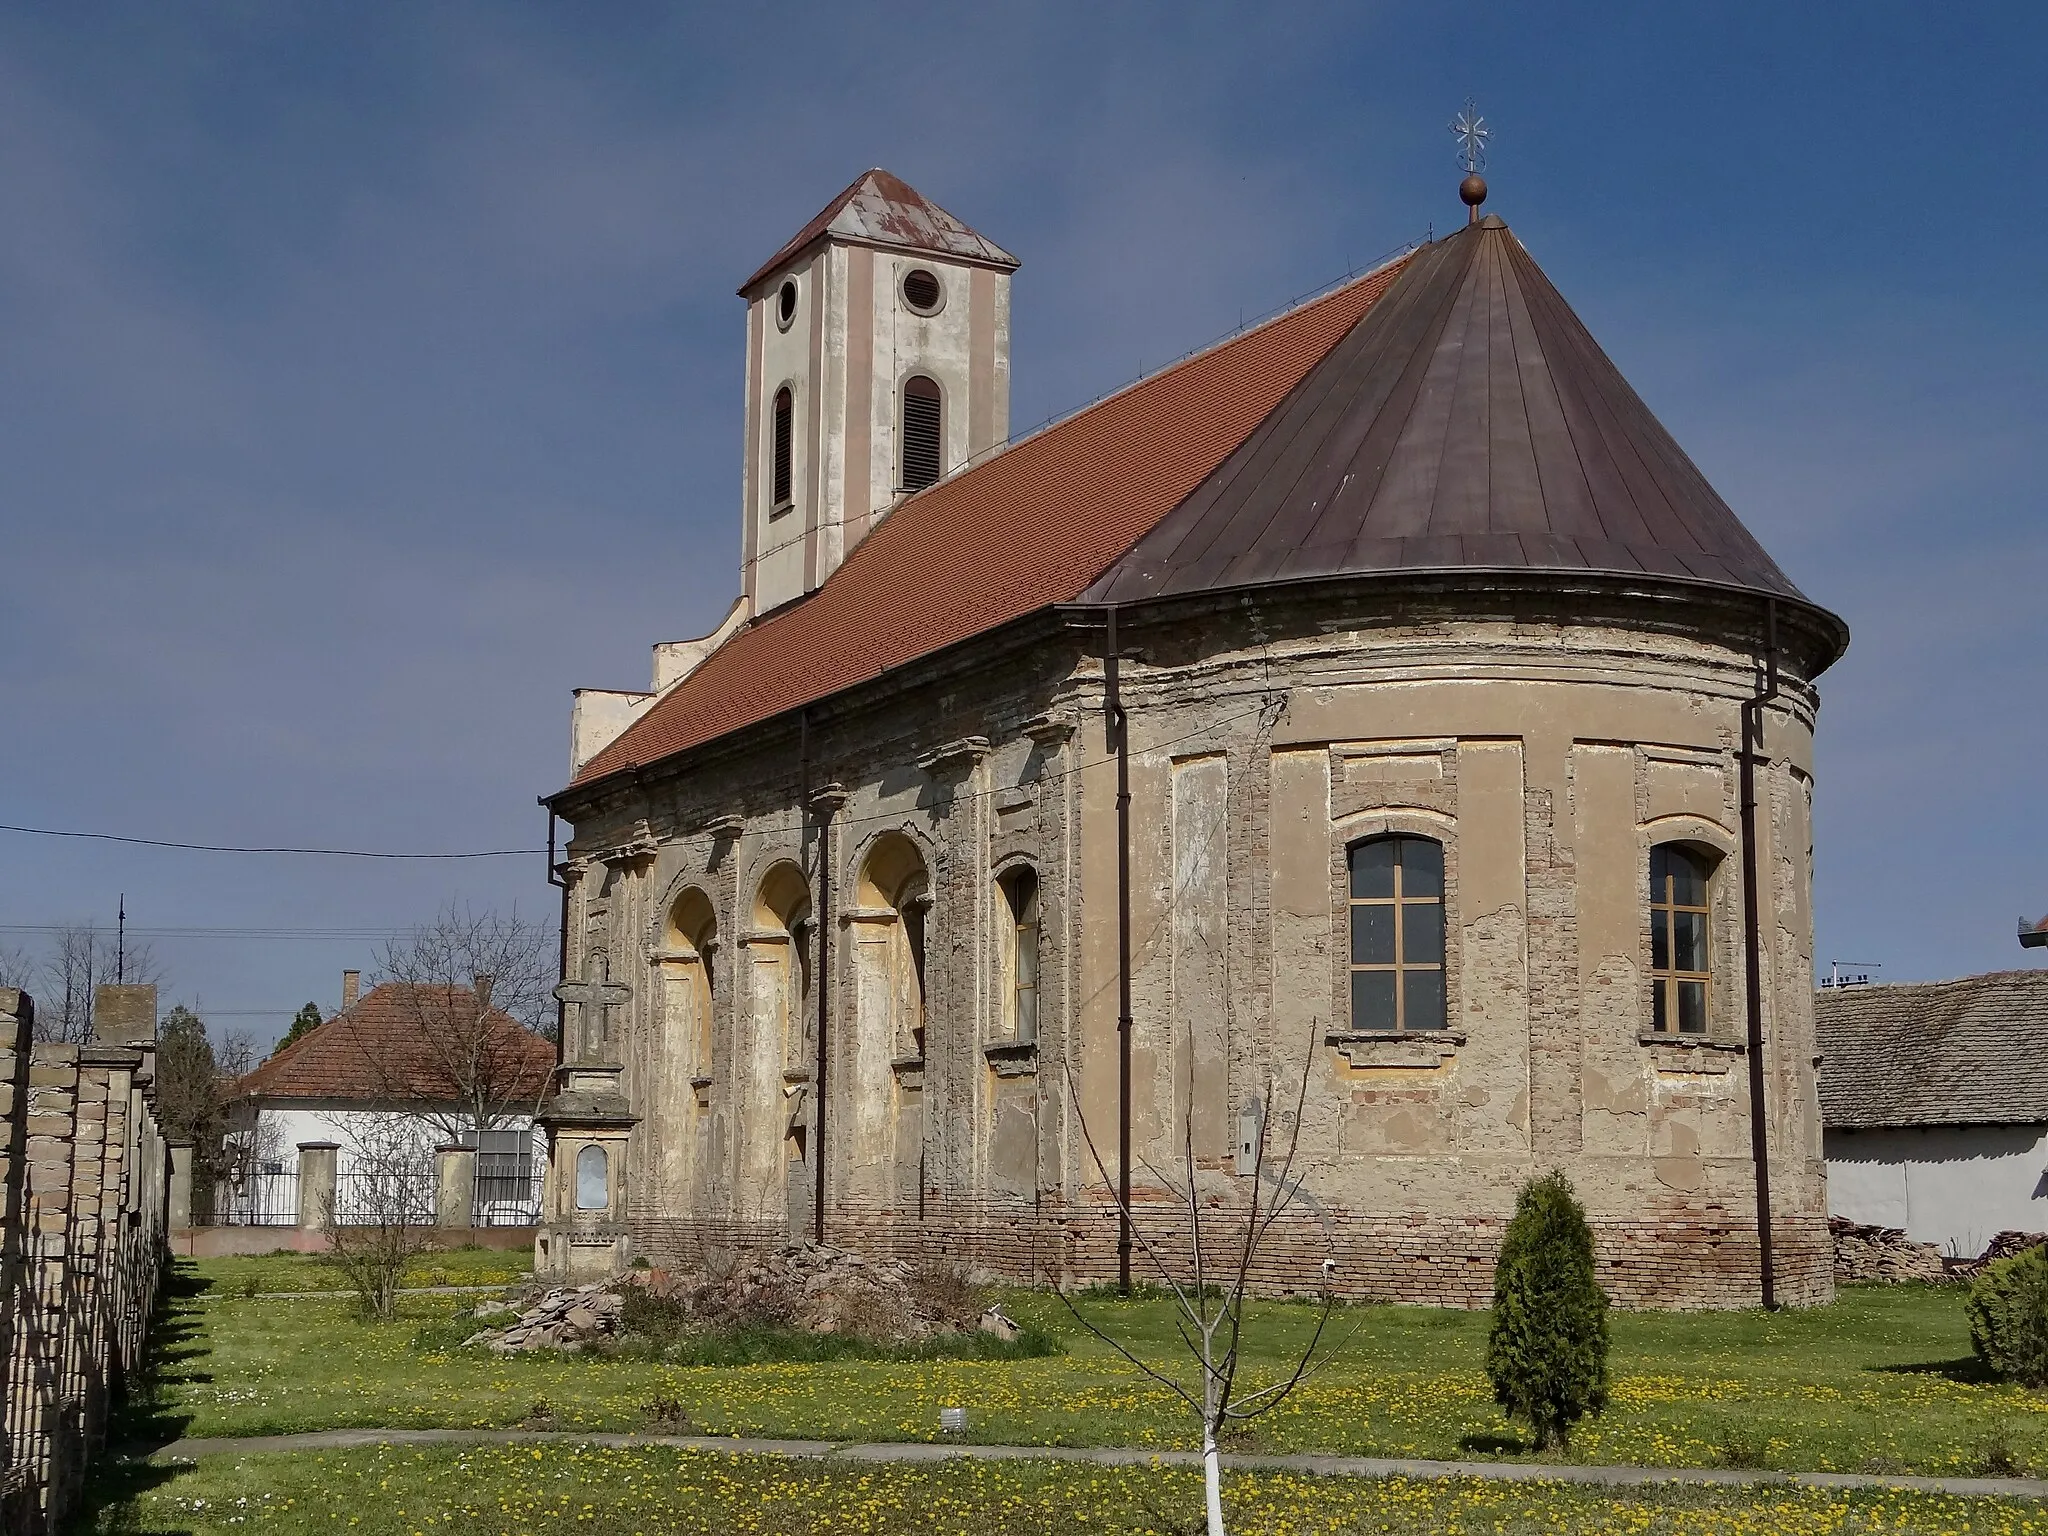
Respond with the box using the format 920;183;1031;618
1404;968;1446;1031
1651;912;1670;972
1666;847;1707;906
1351;970;1396;1031
1673;909;1708;973
575;1145;608;1211
1350;840;1395;899
1351;903;1395;965
1649;845;1670;904
1652;981;1668;1033
1399;837;1444;898
1402;899;1444;965
1677;980;1708;1035
1016;984;1038;1046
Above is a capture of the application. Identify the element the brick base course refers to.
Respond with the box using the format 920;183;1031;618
631;1197;1831;1311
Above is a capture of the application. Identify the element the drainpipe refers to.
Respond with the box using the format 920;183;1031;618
1104;606;1133;1295
1739;598;1781;1310
800;708;833;1247
813;791;834;1248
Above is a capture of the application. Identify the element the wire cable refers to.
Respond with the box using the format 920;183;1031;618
0;824;540;859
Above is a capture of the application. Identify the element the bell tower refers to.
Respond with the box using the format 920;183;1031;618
737;169;1018;615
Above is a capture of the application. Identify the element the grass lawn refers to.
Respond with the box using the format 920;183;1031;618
187;1245;533;1297
128;1262;2048;1477
90;1443;2048;1536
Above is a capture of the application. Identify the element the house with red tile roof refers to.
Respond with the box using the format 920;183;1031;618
535;169;1850;1307
221;972;554;1227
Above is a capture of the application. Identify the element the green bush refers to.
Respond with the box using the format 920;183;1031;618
1485;1170;1611;1452
1967;1246;2048;1387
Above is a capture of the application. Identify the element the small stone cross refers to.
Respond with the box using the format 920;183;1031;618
554;951;632;1062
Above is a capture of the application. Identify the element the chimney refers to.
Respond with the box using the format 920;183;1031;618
341;970;361;1012
473;973;494;1011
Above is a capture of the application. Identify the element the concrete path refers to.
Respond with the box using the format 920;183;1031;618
127;1426;2048;1501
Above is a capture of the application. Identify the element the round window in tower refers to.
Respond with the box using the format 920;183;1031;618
776;280;798;331
901;268;944;316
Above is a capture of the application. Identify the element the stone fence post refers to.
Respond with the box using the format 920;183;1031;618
297;1142;339;1230
435;1145;476;1230
167;1141;194;1231
20;1039;82;1535
0;989;32;1506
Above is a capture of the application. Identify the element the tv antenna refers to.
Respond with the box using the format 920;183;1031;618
1823;959;1882;990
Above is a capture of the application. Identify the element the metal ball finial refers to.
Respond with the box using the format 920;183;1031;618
1460;173;1488;209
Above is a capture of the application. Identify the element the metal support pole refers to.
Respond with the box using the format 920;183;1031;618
1740;598;1781;1309
1105;607;1133;1294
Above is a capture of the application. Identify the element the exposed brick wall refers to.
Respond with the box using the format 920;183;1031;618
632;1194;1829;1312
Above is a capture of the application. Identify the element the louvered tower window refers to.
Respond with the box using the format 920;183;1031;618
771;386;793;509
901;375;942;492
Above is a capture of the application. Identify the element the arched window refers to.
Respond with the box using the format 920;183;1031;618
574;1145;608;1211
998;867;1040;1044
1348;835;1446;1031
901;375;942;491
771;386;794;509
1650;844;1712;1034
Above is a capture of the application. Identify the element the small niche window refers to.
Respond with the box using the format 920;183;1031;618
1348;835;1446;1031
771;386;794;509
901;268;943;315
1650;845;1712;1034
998;867;1040;1044
776;279;798;330
573;1145;608;1211
901;375;943;491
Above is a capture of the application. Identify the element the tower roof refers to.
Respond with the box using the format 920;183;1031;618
739;168;1019;295
1081;215;1831;625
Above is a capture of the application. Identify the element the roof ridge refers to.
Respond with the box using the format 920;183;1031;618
563;253;1412;794
649;257;1423;703
1819;970;2048;994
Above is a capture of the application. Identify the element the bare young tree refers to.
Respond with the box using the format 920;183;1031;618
361;901;557;1144
1055;1025;1355;1536
322;1116;441;1318
0;942;34;991
30;923;165;1043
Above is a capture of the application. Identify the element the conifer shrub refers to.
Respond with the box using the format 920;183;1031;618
1967;1246;2048;1387
1485;1170;1611;1452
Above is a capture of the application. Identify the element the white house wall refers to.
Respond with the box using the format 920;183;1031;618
1826;1124;2048;1256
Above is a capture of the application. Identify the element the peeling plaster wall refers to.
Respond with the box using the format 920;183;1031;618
555;587;1833;1308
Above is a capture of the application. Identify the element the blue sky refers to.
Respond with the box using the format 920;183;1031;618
2;4;2042;1043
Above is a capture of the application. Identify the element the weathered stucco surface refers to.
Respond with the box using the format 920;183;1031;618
546;585;1834;1308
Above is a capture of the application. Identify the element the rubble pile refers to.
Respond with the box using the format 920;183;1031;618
462;1284;624;1352
1829;1217;1947;1284
640;1241;1007;1343
1943;1230;2048;1280
457;1243;1014;1352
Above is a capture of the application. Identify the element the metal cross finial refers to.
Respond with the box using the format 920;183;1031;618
1451;98;1489;175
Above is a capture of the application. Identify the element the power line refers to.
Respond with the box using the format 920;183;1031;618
0;924;404;941
0;824;541;860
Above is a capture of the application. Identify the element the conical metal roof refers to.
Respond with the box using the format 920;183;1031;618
1082;215;1830;627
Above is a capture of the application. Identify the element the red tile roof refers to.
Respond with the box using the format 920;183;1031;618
566;256;1412;794
231;983;555;1106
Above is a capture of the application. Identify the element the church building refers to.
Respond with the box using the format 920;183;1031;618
537;167;1849;1309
